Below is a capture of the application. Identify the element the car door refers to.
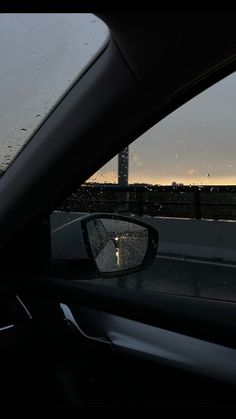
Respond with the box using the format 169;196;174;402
9;254;236;405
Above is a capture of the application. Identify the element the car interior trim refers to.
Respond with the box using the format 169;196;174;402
60;303;110;345
0;324;15;332
16;295;32;320
78;307;236;385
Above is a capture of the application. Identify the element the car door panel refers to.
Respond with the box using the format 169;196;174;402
6;272;236;405
14;274;236;347
67;306;236;385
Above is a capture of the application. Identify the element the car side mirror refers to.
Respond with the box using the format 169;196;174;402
80;214;158;277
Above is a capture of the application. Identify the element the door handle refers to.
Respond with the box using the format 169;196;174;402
60;303;110;345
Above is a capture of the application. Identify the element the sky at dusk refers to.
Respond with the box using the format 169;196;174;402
89;71;236;186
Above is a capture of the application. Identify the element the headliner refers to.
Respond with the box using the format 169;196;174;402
98;14;236;98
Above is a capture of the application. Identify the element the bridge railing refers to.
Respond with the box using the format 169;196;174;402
58;184;236;221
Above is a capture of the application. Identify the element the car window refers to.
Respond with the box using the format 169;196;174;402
0;13;108;173
52;71;236;302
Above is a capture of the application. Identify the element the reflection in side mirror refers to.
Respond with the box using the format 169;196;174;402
82;214;158;275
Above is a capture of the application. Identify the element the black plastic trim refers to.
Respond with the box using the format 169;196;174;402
13;274;236;350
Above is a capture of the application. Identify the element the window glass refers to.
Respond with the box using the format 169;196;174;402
0;13;108;173
89;71;236;187
52;71;236;302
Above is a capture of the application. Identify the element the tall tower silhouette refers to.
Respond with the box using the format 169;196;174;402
118;146;129;186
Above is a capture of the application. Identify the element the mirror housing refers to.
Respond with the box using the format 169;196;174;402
80;213;158;277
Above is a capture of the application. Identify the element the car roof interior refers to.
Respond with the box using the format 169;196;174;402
0;13;235;251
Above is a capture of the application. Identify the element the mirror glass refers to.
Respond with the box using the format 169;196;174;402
86;218;149;273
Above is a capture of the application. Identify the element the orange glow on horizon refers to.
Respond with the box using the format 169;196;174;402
87;171;236;186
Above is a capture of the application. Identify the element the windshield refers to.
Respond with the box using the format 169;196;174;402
0;13;108;174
